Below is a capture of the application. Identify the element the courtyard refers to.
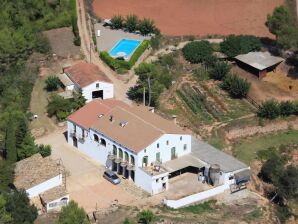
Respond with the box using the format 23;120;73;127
35;128;145;213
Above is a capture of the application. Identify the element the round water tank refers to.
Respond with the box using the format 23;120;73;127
209;164;221;186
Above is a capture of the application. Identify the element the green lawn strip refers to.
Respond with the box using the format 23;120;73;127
233;130;298;164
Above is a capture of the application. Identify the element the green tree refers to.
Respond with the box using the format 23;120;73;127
220;74;250;98
47;94;72;118
4;190;38;224
220;35;261;58
0;161;15;193
111;15;124;29
209;61;231;80
137;210;155;224
125;14;138;32
276;165;298;200
259;153;285;183
45;76;61;91
72;90;86;110
138;18;156;35
257;100;280;119
57;201;89;224
5;120;17;162
182;41;213;63
0;195;12;224
17;133;37;160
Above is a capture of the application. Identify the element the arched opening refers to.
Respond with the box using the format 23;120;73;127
124;152;129;162
142;156;148;167
93;134;99;142
100;138;106;147
112;145;117;155
130;155;135;165
118;148;123;159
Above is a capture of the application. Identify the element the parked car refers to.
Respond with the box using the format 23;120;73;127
103;170;121;185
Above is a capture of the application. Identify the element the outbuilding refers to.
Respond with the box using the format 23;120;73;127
60;61;114;102
235;51;284;79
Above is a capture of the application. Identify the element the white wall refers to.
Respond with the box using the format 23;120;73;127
137;134;191;167
164;184;229;209
67;121;136;168
27;174;63;198
82;81;114;102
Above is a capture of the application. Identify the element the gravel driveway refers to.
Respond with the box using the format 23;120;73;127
35;128;137;213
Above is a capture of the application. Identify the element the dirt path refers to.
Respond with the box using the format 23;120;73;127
77;0;137;104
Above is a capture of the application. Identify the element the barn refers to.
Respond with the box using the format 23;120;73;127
235;52;284;79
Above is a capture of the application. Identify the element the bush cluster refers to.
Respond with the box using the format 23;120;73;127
45;76;61;91
182;41;213;63
70;0;81;46
110;15;159;35
257;100;298;119
100;40;149;71
220;35;261;58
220;74;251;98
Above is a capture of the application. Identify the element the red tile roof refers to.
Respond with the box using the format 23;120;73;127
64;61;112;87
67;99;127;129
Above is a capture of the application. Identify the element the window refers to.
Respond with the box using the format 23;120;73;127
157;143;159;148
156;152;160;162
180;136;182;141
100;138;106;147
73;124;76;133
183;144;187;151
124;152;129;162
94;134;99;142
113;145;117;155
156;179;159;183
229;176;234;180
142;156;148;167
96;83;99;88
166;140;169;145
49;202;58;208
119;149;123;159
130;155;135;165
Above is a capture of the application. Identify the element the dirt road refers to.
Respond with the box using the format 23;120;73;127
77;0;138;104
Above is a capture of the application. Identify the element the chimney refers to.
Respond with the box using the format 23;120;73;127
109;115;114;122
172;115;177;125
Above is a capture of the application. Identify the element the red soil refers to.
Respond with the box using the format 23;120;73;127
92;0;283;37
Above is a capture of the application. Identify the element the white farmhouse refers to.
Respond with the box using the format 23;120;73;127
67;99;250;196
59;61;113;102
14;154;69;212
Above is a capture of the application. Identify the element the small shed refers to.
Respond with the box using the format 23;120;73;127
235;52;284;79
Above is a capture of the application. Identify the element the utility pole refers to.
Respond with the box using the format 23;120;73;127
147;76;151;107
89;42;92;63
143;87;146;106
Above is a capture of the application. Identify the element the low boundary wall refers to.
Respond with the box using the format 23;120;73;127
164;184;228;209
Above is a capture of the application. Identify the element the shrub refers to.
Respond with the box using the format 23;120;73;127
138;18;156;35
257;100;280;119
220;35;261;58
45;76;61;91
182;41;213;63
57;201;89;224
150;35;161;50
37;144;51;157
138;210;155;224
111;15;124;29
279;101;296;116
209;61;231;80
220;74;250;98
100;40;149;71
125;14;138;32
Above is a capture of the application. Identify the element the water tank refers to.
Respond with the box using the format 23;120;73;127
209;164;221;186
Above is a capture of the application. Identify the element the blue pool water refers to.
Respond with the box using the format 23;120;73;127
109;39;141;59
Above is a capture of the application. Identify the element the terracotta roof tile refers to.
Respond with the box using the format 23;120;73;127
68;100;187;152
64;61;112;87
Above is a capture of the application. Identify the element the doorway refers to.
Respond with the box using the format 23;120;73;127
92;90;103;99
73;136;78;148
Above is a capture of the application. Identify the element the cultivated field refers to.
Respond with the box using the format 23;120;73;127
93;0;283;37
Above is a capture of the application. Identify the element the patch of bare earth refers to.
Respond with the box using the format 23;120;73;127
43;27;80;58
93;0;282;37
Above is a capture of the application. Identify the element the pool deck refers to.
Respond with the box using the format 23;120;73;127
94;23;150;53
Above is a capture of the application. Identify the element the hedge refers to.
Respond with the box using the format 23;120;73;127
100;40;149;71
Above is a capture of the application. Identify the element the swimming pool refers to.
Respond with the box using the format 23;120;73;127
109;39;141;60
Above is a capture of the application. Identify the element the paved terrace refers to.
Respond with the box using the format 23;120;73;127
94;23;150;52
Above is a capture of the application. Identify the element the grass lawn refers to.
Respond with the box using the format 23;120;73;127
233;130;298;164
